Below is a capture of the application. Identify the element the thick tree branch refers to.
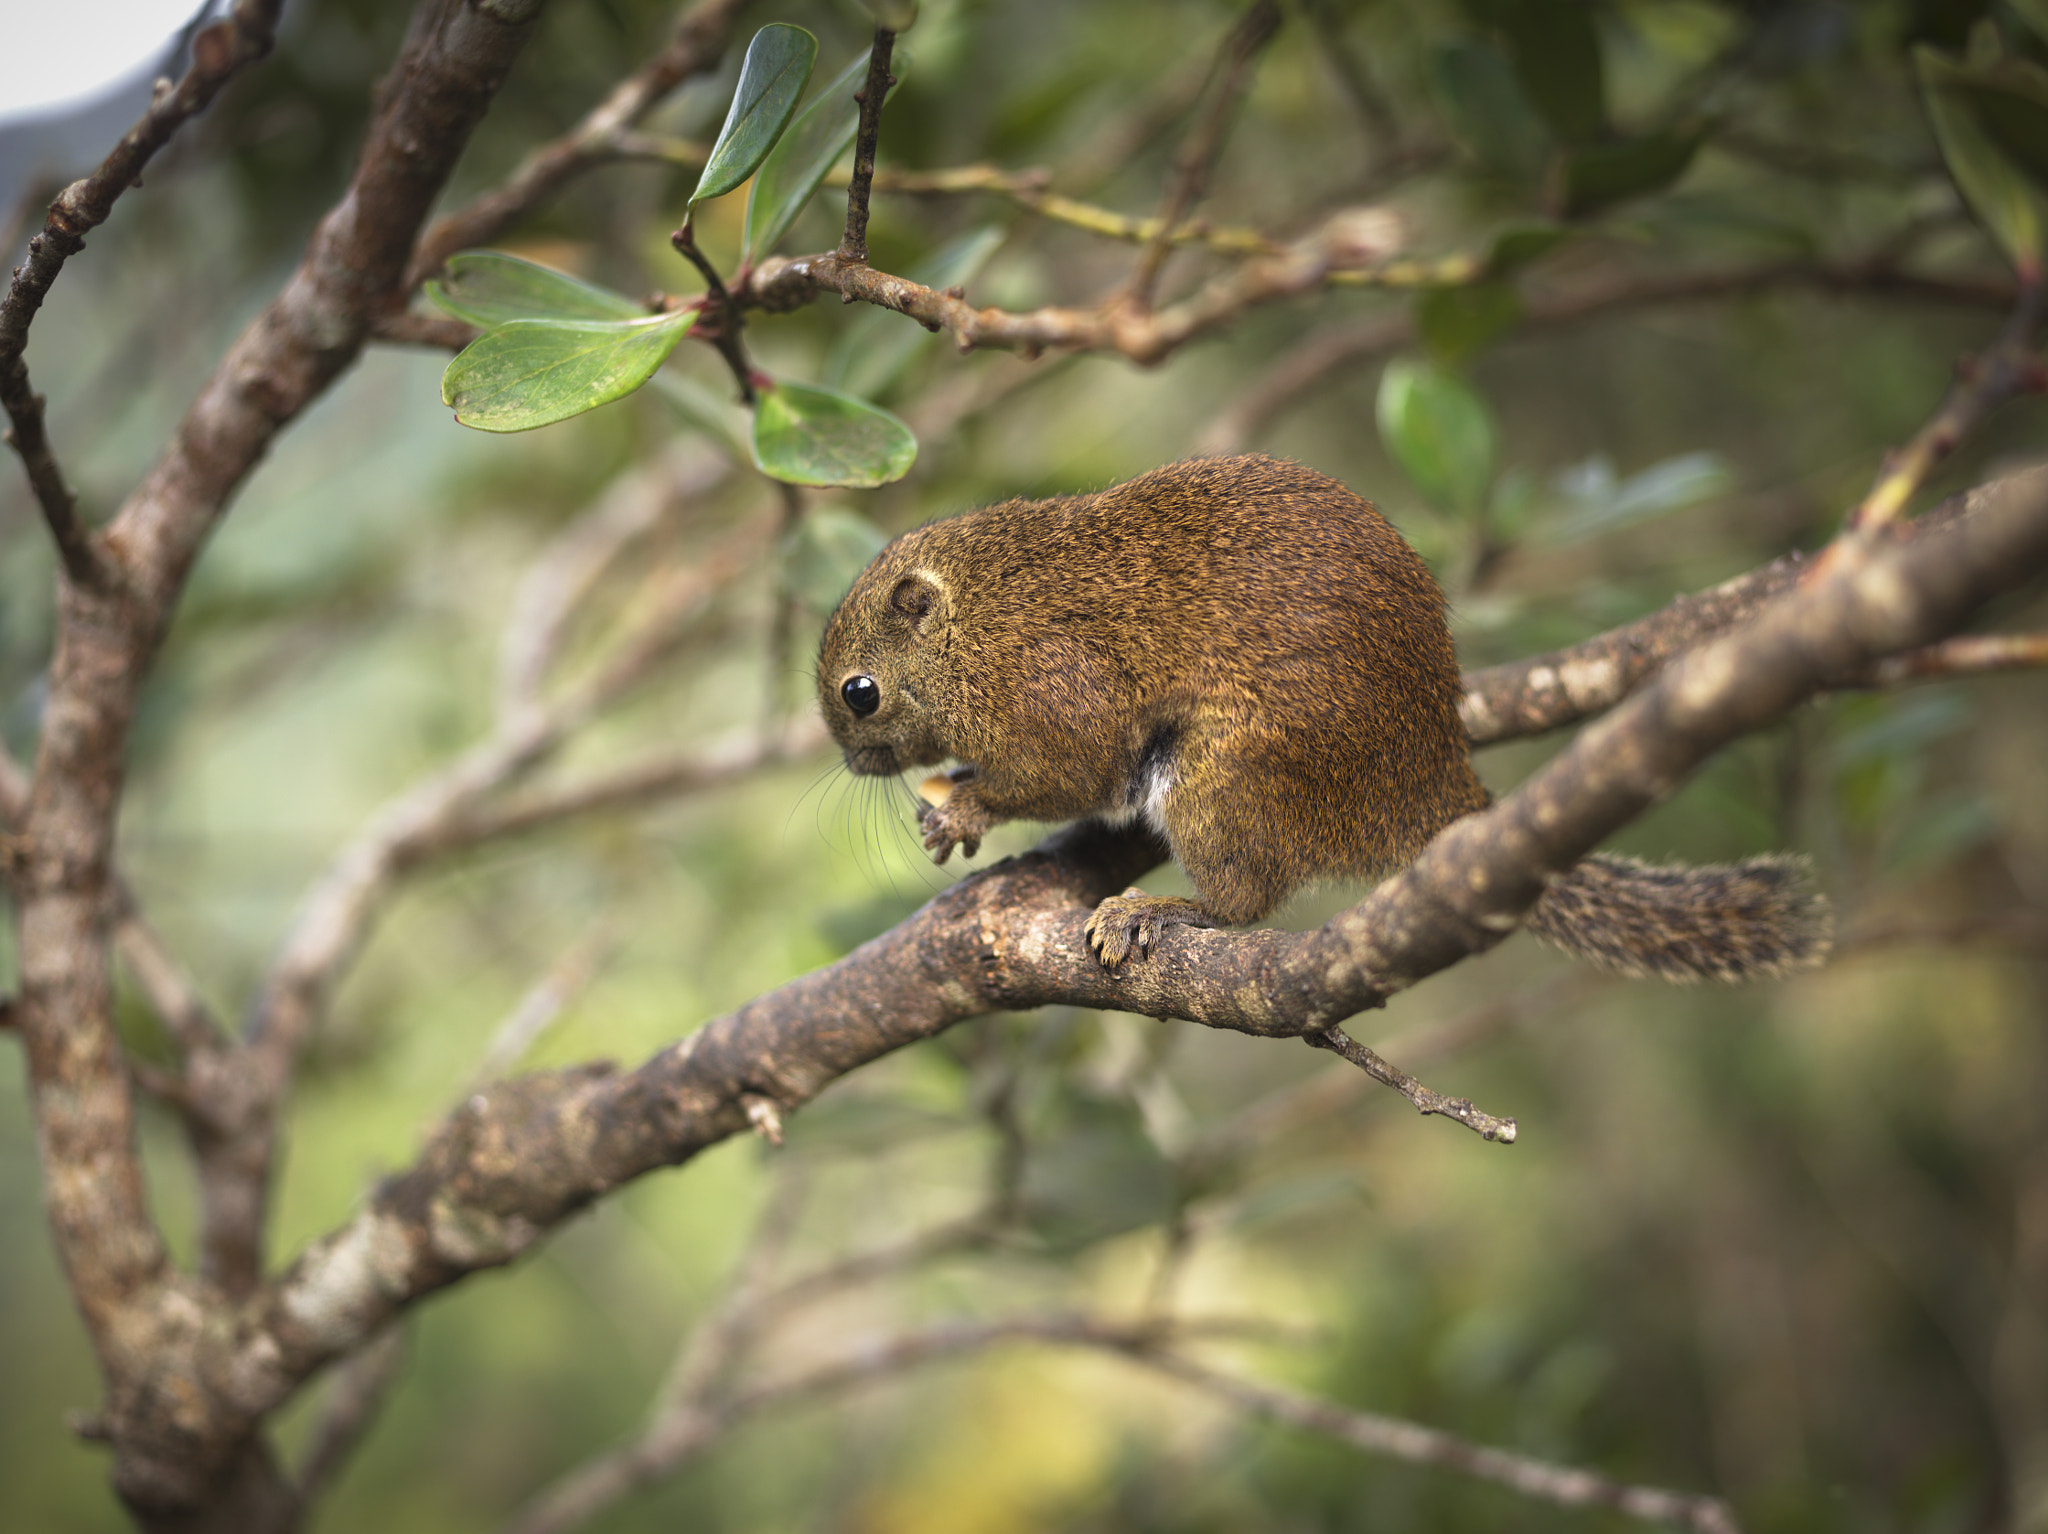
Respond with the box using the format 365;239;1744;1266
1457;493;1980;745
9;0;549;1520
216;466;2048;1426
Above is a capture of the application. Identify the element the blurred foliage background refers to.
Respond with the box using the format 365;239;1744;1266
4;0;2048;1530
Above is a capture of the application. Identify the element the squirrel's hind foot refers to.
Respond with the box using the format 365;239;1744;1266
1086;889;1219;969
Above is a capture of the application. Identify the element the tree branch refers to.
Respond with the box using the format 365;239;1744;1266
9;0;551;1518
0;0;285;590
403;0;751;291
1198;257;2018;455
220;465;2048;1428
1120;0;1281;311
836;28;899;265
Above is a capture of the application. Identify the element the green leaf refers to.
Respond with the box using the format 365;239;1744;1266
1417;280;1523;367
1484;221;1574;274
441;312;696;432
425;251;647;328
1949;57;2048;190
781;506;892;612
2011;0;2048;48
1544;451;1732;543
1557;129;1704;218
1917;46;2047;282
1430;39;1550;181
752;381;918;487
691;24;819;209
743;51;878;266
823;224;1003;397
1375;358;1496;520
1498;0;1606;146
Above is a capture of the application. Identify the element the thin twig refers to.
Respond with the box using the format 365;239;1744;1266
1136;1350;1744;1534
749;202;1449;365
1123;0;1282;311
837;29;899;265
871;162;1284;255
470;923;616;1089
0;2;283;587
1199;255;2017;455
296;1325;407;1504
1845;630;2048;688
1306;1026;1517;1144
1847;283;2046;532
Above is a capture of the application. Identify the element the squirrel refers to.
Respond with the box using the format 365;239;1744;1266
816;454;1831;980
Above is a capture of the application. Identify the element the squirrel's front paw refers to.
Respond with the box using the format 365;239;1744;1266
916;798;983;864
1085;889;1216;969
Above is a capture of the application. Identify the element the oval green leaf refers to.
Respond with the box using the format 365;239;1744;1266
752;381;917;487
1417;280;1523;368
1498;0;1606;147
1917;47;2046;283
1558;128;1704;218
780;506;892;612
691;24;819;209
1430;39;1549;181
744;51;894;266
1375;357;1496;520
441;311;696;432
425;251;646;328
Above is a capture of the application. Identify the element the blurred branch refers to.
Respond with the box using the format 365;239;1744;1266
1457;492;1993;746
1297;0;1402;164
870;163;1287;256
470;923;616;1090
1137;1350;1743;1534
403;0;751;291
1836;909;2048;953
1846;631;2048;688
0;0;283;590
504;1312;1273;1534
413;721;825;861
294;1325;407;1507
1846;285;2046;532
1121;0;1282;311
1198;256;2018;455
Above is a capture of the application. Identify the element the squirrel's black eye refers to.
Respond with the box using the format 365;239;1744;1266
842;675;881;717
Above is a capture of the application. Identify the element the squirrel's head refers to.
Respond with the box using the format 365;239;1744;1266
816;549;956;777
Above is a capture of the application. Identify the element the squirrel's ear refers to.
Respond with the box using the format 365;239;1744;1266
888;574;943;632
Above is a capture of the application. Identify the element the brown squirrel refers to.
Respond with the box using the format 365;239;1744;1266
816;455;1831;979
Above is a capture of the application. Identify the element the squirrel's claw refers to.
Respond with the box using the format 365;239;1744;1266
1086;888;1161;968
1087;889;1218;969
916;799;981;863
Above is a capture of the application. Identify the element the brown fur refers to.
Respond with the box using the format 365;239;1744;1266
817;455;1830;977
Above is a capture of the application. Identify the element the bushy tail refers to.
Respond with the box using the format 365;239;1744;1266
1527;852;1832;983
